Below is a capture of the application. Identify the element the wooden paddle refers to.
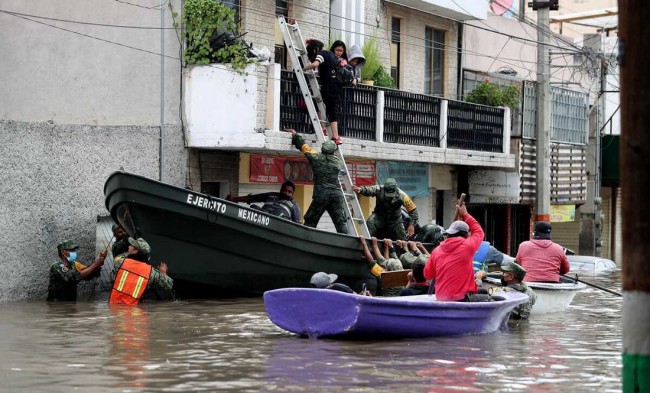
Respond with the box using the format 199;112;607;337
563;274;622;297
453;193;466;221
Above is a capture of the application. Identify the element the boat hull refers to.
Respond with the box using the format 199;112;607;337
526;279;587;314
104;172;376;298
264;289;529;338
482;275;586;314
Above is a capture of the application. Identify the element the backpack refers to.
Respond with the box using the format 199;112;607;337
261;196;294;220
335;64;355;87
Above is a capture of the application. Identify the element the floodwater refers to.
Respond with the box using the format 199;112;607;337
0;270;622;392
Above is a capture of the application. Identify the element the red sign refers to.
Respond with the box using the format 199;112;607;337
249;155;376;186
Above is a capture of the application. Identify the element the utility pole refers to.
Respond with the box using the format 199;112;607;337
620;2;650;391
580;34;604;256
529;0;558;224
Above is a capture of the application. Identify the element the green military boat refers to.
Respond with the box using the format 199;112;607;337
104;171;376;298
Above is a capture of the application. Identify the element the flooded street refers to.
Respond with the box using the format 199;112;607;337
0;271;622;392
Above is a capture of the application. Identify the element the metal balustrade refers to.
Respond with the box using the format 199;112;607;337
447;101;505;152
339;85;377;141
280;70;314;134
383;90;441;147
278;71;507;153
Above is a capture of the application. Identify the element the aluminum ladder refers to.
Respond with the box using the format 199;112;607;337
277;16;370;237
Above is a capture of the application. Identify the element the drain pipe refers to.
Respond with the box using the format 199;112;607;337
159;1;165;182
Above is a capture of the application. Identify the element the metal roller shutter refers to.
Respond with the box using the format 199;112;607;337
551;216;580;253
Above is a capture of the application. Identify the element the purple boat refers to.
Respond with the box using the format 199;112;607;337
264;289;529;339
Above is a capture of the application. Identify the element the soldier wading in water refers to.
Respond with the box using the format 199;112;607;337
283;128;349;234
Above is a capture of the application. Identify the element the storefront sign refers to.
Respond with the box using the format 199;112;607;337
250;155;375;186
550;205;575;223
376;162;429;197
468;170;520;204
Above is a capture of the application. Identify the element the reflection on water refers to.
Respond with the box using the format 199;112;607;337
0;272;622;392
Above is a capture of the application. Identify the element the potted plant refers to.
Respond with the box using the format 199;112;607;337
177;0;255;71
465;80;519;110
360;37;380;85
360;37;396;87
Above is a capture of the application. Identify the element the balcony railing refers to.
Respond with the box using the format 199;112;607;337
279;70;508;154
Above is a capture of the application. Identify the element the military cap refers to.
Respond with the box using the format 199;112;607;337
501;261;527;281
57;240;79;251
321;140;337;155
383;178;398;197
128;237;151;255
384;258;403;271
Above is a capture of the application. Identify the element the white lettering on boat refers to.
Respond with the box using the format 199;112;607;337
186;194;227;213
237;208;270;226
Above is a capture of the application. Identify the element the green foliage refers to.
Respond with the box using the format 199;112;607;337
181;0;254;70
465;81;519;109
361;37;381;81
360;37;395;87
373;65;395;88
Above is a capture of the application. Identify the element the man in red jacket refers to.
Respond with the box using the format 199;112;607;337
424;203;484;301
516;221;570;282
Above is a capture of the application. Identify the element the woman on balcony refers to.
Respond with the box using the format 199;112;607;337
303;39;344;145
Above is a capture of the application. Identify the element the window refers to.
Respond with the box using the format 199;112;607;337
425;27;445;96
390;18;401;89
274;0;288;67
221;0;240;24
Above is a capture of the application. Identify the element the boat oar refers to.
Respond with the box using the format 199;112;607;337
563;274;622;297
427;193;466;296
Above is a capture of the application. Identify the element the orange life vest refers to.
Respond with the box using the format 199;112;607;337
110;258;153;305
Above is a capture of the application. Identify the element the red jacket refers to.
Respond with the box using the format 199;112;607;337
516;239;570;282
424;214;484;301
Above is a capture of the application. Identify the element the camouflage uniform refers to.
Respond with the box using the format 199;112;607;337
292;134;348;234
113;255;174;293
358;179;418;240
112;237;130;258
414;224;446;249
47;260;83;301
500;261;537;319
399;251;417;269
506;282;537;320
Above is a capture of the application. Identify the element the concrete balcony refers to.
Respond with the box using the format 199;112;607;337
183;64;265;149
384;0;488;21
183;63;514;169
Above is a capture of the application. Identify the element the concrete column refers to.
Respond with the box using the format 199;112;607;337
620;2;650;391
534;5;551;223
502;106;511;154
376;90;385;142
266;63;281;131
439;100;448;149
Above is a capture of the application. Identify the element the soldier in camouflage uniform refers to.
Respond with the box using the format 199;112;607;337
414;224;446;250
111;224;130;257
353;178;418;240
284;128;349;234
396;240;430;268
112;237;174;303
496;261;537;320
47;240;107;301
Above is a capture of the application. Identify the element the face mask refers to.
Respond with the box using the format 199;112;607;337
67;252;78;262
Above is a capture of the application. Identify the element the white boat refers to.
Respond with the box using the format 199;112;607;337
567;255;617;273
526;277;587;314
483;276;586;315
